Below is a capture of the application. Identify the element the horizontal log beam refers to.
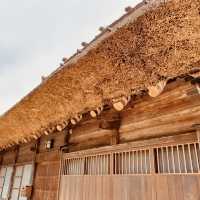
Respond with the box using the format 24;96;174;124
69;129;114;144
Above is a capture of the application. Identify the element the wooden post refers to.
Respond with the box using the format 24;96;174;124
196;129;200;173
8;146;19;200
57;149;64;200
0;152;3;168
149;148;155;174
197;129;200;143
110;129;119;145
30;139;40;200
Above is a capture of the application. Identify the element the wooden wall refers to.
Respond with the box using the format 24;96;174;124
1;148;17;166
67;80;200;151
59;175;200;200
120;80;200;142
0;132;65;200
31;132;65;200
68;120;115;152
17;142;36;164
32;155;60;200
0;79;199;200
60;132;200;200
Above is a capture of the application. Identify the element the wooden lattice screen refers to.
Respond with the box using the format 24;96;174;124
155;143;200;174
62;153;111;175
61;142;200;175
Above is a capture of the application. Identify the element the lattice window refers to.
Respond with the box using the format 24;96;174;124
63;158;85;175
113;149;151;174
63;154;111;175
62;150;151;175
85;154;110;175
62;142;200;176
155;143;200;174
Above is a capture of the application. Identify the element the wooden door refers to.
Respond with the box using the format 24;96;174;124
10;164;34;200
0;166;14;199
59;174;200;200
59;141;200;200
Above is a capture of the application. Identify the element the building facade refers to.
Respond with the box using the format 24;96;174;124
0;0;200;199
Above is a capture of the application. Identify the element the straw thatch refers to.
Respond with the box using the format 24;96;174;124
0;0;199;148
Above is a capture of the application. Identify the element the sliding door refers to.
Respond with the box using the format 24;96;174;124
0;166;14;199
59;141;200;200
10;164;34;200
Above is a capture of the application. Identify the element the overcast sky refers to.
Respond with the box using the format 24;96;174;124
0;0;141;115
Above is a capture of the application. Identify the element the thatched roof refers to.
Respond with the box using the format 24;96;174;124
0;0;200;149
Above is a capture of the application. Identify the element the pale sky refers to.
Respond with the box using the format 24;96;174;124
0;0;141;115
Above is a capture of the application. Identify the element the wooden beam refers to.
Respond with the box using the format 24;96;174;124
44;130;49;135
113;96;131;111
71;114;82;125
33;135;38;140
99;119;121;130
196;129;200;143
110;129;119;145
69;128;113;144
56;125;63;132
8;146;19;200
195;83;200;94
191;71;200;78
147;80;167;97
90;106;103;118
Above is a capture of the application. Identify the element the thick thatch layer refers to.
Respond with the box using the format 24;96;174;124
0;0;200;148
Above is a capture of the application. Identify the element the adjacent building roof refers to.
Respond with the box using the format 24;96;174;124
0;0;199;149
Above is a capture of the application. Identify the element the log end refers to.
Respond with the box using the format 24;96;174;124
90;110;97;118
148;80;167;97
113;102;124;111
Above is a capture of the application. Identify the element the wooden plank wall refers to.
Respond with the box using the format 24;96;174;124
69;121;114;152
32;157;60;200
1;148;17;166
120;80;200;142
1;142;37;166
31;132;65;200
59;175;200;200
17;142;36;164
0;132;65;200
59;131;200;200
